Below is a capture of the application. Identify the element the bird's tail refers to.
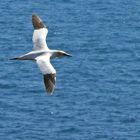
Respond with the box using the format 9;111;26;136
9;57;20;60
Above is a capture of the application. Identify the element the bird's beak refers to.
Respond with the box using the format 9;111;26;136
64;53;72;57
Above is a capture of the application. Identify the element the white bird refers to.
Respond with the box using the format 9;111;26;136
11;14;72;95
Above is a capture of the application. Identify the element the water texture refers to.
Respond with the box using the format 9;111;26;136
0;0;140;139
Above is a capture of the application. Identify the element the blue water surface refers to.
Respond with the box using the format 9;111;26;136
0;0;140;139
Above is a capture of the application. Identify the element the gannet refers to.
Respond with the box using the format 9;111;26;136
11;14;71;95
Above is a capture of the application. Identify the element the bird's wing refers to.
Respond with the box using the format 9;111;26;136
36;55;56;95
32;14;49;51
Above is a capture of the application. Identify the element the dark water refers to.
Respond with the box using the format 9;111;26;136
0;0;140;139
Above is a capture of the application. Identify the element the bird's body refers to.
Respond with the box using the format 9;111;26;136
11;14;71;95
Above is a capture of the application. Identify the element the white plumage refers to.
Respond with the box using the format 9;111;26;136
11;14;71;95
36;55;56;75
32;28;49;51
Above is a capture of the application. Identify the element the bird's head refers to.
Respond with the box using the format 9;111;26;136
59;51;72;57
53;50;72;58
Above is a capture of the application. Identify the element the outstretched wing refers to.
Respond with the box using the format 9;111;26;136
36;55;56;95
32;14;49;51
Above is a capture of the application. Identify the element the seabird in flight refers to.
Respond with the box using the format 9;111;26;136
11;14;71;95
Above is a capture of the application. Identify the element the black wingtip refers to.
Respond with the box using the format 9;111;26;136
32;13;46;29
44;74;56;95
